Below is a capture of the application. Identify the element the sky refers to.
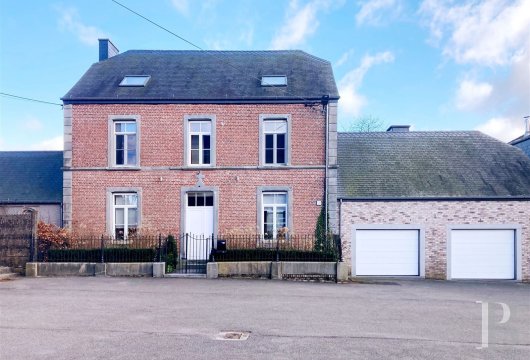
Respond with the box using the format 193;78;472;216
0;0;529;151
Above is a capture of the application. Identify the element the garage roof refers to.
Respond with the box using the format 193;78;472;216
62;50;339;104
337;131;530;199
0;151;63;204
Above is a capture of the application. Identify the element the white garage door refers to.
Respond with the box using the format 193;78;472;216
355;230;420;276
450;230;515;279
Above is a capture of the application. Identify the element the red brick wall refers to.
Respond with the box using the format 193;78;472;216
70;104;325;235
72;104;325;167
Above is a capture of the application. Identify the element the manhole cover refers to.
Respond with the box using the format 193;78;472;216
215;331;250;341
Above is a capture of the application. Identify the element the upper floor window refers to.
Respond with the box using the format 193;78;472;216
113;193;138;240
263;119;287;165
185;116;216;166
114;121;137;166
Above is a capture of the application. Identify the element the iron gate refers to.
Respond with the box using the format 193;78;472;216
164;234;214;274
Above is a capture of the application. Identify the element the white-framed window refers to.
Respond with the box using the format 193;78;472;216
119;75;150;87
262;192;288;239
114;121;137;166
188;120;211;165
113;193;138;240
261;75;287;86
263;119;287;165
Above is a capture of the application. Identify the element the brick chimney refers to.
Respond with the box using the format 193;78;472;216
98;39;119;61
386;125;410;132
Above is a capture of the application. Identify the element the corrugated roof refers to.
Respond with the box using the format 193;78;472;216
0;151;63;204
337;131;530;199
62;50;339;103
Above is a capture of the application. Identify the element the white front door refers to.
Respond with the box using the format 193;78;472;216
450;229;515;279
185;192;214;260
355;229;420;276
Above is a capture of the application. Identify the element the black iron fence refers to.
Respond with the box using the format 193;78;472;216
37;233;342;274
37;235;163;263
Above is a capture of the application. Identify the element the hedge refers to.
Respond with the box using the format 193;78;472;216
46;248;157;263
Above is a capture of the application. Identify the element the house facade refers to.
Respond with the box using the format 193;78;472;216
62;40;339;239
0;151;63;226
337;128;530;281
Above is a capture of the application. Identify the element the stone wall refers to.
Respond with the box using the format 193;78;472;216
340;200;530;281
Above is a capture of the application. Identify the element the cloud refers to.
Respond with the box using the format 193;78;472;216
455;79;493;111
57;6;106;46
22;116;44;132
356;0;401;26
475;117;523;142
29;136;64;151
338;51;395;117
270;0;338;50
334;49;354;68
419;0;530;66
171;0;190;16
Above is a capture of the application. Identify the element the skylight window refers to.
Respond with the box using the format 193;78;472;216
261;75;287;86
119;75;151;87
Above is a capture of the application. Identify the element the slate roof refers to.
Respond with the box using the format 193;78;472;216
0;152;63;204
62;50;339;104
337;131;530;199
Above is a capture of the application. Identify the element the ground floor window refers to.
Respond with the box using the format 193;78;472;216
113;193;138;239
262;192;287;239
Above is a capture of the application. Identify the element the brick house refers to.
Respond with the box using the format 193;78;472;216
337;127;530;281
61;40;339;241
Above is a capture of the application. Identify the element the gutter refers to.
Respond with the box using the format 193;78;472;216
337;196;530;202
61;97;340;105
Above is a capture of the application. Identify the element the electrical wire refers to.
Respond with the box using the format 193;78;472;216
0;92;62;106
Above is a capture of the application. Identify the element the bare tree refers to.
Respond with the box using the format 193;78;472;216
340;115;384;132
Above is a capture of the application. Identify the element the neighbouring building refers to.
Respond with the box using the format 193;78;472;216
509;117;530;158
337;127;530;281
61;39;339;240
0;151;63;226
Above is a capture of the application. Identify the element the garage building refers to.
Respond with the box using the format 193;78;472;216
337;128;530;281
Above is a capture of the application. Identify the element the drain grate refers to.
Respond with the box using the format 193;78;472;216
216;331;250;341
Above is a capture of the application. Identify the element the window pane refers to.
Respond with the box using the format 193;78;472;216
114;195;124;205
203;135;210;150
201;121;211;133
264;207;273;223
263;194;274;205
127;150;136;165
275;121;287;133
115;123;123;132
116;135;124;150
191;149;199;164
128;227;137;238
276;209;286;228
191;135;199;149
128;209;138;226
190;122;201;132
264;121;275;132
125;194;137;206
115;227;125;240
127;135;136;150
265;149;274;164
115;208;124;225
188;194;196;206
205;194;213;206
203;150;210;164
263;221;274;239
116;150;124;165
276;149;285;164
265;134;274;148
275;194;287;205
126;123;136;133
196;194;204;206
277;134;285;148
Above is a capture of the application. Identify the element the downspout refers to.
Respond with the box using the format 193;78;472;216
339;198;342;237
322;95;330;236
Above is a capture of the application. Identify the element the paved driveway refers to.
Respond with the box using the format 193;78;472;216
1;277;529;359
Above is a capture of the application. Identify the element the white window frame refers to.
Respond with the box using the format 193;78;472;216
184;115;216;167
119;75;151;87
261;75;287;86
108;116;141;168
261;192;288;240
112;193;138;240
188;120;212;166
259;115;291;166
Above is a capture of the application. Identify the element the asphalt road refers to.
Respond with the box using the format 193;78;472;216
1;277;529;359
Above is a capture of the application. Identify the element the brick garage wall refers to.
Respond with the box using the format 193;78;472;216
72;169;324;235
71;104;325;167
70;103;325;235
340;201;530;281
